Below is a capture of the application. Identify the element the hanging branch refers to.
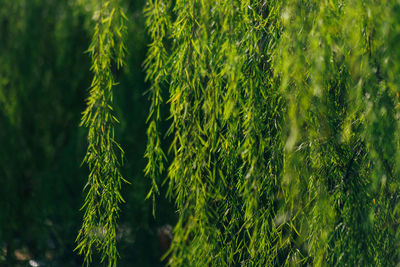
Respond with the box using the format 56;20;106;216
75;1;128;266
143;0;170;214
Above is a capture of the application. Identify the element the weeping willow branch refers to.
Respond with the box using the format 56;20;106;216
75;1;128;266
143;0;170;214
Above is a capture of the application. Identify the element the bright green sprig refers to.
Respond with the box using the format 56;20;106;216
143;0;170;214
76;1;128;266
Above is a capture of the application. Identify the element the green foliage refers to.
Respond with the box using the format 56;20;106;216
2;0;400;265
0;0;91;264
75;0;129;266
277;0;400;265
143;0;170;212
145;0;286;265
145;0;400;266
1;0;176;266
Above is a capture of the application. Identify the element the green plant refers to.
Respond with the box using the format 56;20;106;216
75;1;128;266
144;0;286;265
144;0;400;266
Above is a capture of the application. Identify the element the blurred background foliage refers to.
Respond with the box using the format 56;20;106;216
0;0;175;265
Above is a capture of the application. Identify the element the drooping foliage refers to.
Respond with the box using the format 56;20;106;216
278;0;400;265
1;0;176;266
145;0;400;266
145;0;287;265
75;0;129;266
2;0;400;265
